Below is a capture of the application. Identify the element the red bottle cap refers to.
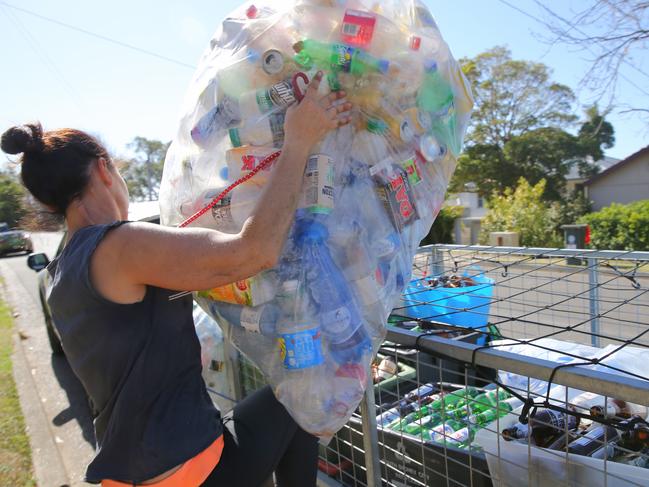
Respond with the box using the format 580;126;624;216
410;36;422;51
246;5;258;19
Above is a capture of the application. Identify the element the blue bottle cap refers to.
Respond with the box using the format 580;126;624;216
295;219;328;244
219;167;229;180
378;59;390;74
424;60;438;73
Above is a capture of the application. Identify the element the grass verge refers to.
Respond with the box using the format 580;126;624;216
0;298;35;486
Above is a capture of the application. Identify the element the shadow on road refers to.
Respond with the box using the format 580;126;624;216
51;354;96;449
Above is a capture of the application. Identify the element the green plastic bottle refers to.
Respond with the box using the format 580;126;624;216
416;60;460;155
402;413;442;435
468;389;510;414
430;387;480;411
293;39;390;76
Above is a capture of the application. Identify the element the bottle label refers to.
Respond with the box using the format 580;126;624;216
240;307;263;333
300;154;334;214
279;327;324;369
268;112;286;148
201;279;253;306
341;9;376;47
450;427;470;444
320;305;352;338
331;44;356;73
268;80;296;108
373;165;420;230
401;157;422;186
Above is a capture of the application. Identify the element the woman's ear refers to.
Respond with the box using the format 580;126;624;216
95;157;114;186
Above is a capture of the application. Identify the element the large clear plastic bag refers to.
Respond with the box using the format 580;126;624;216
159;0;472;440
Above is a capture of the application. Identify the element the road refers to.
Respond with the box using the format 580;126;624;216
1;232;95;487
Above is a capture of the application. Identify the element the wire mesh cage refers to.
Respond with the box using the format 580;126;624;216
216;244;649;486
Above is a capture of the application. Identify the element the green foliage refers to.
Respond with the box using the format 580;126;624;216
121;137;170;201
549;190;593;231
453;48;616;203
0;172;26;227
460;46;576;147
580;200;649;251
576;104;615;170
479;178;563;247
421;206;464;245
0;300;35;486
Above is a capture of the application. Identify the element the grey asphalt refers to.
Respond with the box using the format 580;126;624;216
0;232;94;487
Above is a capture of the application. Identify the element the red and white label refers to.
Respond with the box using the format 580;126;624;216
341;9;376;47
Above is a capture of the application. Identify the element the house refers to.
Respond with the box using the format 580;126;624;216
584;146;649;211
445;191;487;245
565;155;620;194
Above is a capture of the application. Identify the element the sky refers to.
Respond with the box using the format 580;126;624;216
0;0;647;169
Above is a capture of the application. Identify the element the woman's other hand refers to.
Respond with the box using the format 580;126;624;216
283;71;352;152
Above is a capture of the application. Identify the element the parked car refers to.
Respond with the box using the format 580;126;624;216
27;201;161;354
0;222;33;256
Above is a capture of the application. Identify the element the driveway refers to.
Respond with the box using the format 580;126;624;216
0;232;95;487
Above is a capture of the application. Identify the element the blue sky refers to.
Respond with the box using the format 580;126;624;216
1;0;647;167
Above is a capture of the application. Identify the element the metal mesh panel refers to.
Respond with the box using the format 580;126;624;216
220;244;649;486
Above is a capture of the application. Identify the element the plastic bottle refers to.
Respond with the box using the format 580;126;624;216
417;60;459;155
191;97;242;148
229;112;286;148
350;118;390;167
215;301;279;337
293;39;390;76
566;424;619;456
180;187;240;234
376;383;438;427
299;150;335;216
295;219;372;365
502;423;529;442
276;280;324;370
526;408;580;447
237;78;298;120
198;270;278;307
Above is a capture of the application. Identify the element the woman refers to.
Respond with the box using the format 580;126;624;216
1;72;352;487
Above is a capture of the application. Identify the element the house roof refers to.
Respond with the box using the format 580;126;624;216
585;145;649;186
565;155;620;181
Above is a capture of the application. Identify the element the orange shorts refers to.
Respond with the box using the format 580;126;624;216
101;435;224;487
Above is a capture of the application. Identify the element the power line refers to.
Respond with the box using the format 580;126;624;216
0;1;197;71
495;0;649;98
0;5;85;112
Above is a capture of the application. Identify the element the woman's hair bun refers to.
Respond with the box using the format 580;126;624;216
1;123;44;155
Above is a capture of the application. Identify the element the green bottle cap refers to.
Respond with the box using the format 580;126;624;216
229;128;242;147
367;118;388;135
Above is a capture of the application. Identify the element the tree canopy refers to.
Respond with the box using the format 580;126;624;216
451;48;616;202
121;137;170;201
0;171;26;227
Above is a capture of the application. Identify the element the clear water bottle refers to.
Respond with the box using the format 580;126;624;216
215;301;279;337
276;280;324;370
295;219;372;365
229;112;286;148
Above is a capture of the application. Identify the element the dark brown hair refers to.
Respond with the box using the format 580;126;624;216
1;122;109;215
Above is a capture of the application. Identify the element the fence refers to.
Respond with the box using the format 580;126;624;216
212;244;649;486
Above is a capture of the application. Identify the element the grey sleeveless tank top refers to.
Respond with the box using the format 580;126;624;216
46;222;222;483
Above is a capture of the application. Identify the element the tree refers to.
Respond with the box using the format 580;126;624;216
535;1;649;116
460;46;577;147
479;178;563;248
121;137;170;201
451;49;616;201
0;171;26;227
